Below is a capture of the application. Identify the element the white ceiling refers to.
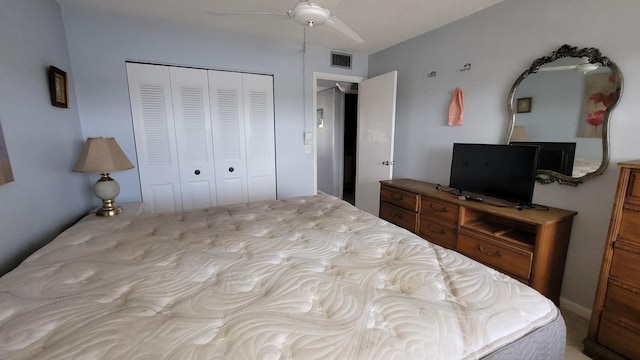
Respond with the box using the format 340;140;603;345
57;0;503;55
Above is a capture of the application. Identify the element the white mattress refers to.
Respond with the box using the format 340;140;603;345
0;194;558;359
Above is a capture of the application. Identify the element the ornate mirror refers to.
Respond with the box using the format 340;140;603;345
506;45;623;185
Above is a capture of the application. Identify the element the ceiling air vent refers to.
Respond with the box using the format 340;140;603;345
331;52;352;69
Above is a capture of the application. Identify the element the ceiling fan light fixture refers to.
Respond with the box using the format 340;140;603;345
290;2;330;27
209;0;364;44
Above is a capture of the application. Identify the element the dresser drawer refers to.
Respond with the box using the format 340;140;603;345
420;196;459;226
610;244;640;289
457;232;533;280
619;204;640;244
604;282;640;324
597;312;640;360
627;170;640;203
418;218;457;249
380;202;418;232
380;185;419;212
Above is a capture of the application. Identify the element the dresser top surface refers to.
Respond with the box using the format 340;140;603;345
381;179;577;224
618;160;640;169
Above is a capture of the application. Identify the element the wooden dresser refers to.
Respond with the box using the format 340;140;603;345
584;160;640;360
379;179;577;304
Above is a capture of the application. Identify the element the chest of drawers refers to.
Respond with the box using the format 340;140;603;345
584;161;640;359
379;179;576;304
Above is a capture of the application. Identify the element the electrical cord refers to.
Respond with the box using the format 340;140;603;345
435;184;549;211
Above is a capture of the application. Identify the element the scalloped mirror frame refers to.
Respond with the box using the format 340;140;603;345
506;44;624;186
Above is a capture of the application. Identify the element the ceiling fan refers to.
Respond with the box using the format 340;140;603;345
538;57;600;73
207;1;364;44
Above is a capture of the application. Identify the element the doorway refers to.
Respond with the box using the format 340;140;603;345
313;71;397;215
314;74;362;205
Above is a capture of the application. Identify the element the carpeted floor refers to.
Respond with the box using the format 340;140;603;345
561;308;592;360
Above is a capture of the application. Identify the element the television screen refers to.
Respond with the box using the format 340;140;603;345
509;142;576;176
449;143;539;205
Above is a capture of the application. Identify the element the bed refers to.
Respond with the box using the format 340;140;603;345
0;193;565;359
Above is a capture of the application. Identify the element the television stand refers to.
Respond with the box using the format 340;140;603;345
379;179;577;304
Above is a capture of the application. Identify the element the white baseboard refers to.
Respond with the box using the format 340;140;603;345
559;297;592;320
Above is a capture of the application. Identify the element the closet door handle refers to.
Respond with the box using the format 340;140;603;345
428;225;445;235
429;203;448;213
228;167;234;173
478;244;502;257
194;169;201;175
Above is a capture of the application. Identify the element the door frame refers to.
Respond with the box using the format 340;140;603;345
312;72;365;195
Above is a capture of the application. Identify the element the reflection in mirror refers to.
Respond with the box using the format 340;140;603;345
506;45;623;186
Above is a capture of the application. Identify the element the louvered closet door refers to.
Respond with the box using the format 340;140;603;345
242;73;276;202
169;67;217;210
208;70;249;205
126;63;182;213
209;71;276;204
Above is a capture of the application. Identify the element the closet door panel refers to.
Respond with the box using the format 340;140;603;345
169;67;217;210
209;70;249;205
149;184;179;212
126;63;182;213
243;73;276;201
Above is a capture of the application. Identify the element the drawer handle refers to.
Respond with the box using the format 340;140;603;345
391;212;404;220
390;193;404;201
428;225;445;235
429;203;448;213
478;244;502;257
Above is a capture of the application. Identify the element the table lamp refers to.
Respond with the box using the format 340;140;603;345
73;137;134;216
511;125;530;141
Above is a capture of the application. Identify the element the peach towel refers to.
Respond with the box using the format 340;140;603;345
448;87;464;126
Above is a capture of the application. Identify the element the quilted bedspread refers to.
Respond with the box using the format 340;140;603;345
0;194;558;359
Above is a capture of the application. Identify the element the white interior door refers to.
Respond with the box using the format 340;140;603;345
242;73;276;202
209;70;249;205
355;71;397;216
127;63;182;213
209;71;276;205
129;63;277;211
170;66;217;210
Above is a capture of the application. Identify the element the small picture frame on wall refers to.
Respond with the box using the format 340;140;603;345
48;66;69;108
516;97;532;113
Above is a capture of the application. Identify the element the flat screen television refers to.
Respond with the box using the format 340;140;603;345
509;141;576;176
449;143;539;205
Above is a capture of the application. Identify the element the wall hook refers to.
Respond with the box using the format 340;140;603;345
459;63;471;72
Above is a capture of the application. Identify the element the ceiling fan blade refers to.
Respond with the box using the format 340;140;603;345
206;10;289;17
323;0;345;10
577;63;600;73
538;65;578;72
538;57;600;73
325;15;364;44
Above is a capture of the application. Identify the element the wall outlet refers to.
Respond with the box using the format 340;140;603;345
304;132;312;145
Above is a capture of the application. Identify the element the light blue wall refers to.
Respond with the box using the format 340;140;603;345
59;4;368;202
370;0;640;310
0;0;93;275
